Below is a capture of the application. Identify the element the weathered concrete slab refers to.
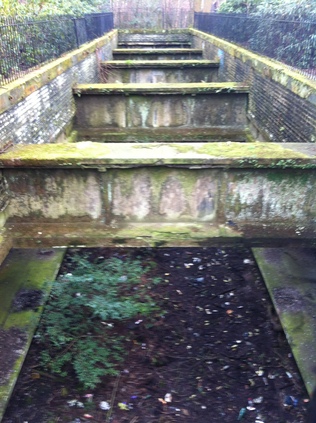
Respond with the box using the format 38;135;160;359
0;248;65;420
112;48;203;60
0;142;315;241
102;60;219;83
75;127;252;143
117;30;192;46
253;248;316;395
73;83;249;129
117;41;192;48
4;222;242;249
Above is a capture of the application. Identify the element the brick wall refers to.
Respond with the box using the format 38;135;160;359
0;31;117;149
192;30;316;143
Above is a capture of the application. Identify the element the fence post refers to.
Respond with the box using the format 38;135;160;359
73;18;80;48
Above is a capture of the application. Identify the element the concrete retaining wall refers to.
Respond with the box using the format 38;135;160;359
74;84;248;129
0;30;118;150
103;61;219;83
3;165;316;229
190;29;316;143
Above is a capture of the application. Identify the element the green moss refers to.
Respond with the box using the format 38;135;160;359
196;142;309;159
0;248;65;419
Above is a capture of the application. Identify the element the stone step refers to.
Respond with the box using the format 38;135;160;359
0;142;315;243
101;60;219;83
117;41;192;48
73;83;249;130
117;31;192;47
74;127;252;143
112;48;203;60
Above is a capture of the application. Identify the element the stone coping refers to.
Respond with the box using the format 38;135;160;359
0;248;65;421
117;42;192;46
189;28;316;105
0;142;315;169
113;48;202;55
253;248;316;395
0;29;118;115
73;82;249;95
102;60;220;68
117;29;191;35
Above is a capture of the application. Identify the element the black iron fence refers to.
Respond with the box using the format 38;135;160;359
194;12;316;78
114;8;193;30
0;13;114;85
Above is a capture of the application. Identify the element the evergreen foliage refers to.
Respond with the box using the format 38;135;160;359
36;254;161;389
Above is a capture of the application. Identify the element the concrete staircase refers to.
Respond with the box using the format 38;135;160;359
73;31;251;143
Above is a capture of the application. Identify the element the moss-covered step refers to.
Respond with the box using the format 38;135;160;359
117;30;192;46
112;48;203;60
5;222;242;249
74;127;253;143
73;83;249;130
117;41;192;48
102;60;220;83
253;248;316;395
0;248;65;420
0;142;316;239
0;141;315;168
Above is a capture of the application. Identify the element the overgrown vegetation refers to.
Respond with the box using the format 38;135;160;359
219;0;316;17
36;253;161;389
0;0;111;17
199;0;316;71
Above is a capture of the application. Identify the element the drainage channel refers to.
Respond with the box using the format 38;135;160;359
0;245;314;422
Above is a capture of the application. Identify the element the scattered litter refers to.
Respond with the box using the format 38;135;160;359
243;259;253;264
83;415;94;419
164;393;172;402
253;396;263;404
255;369;264;376
193;257;202;263
84;394;93;402
99;401;111;410
283;396;298;407
67;400;84;408
237;407;247;420
196;277;204;282
118;275;127;282
118;402;129;410
286;371;293;379
135;319;143;325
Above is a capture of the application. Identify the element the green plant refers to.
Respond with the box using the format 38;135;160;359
36;253;161;389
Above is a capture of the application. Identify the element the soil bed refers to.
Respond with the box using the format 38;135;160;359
3;247;308;422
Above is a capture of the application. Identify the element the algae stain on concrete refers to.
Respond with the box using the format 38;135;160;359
253;247;316;395
0;248;65;419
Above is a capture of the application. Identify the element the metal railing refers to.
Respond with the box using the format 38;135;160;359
194;12;316;79
0;13;114;85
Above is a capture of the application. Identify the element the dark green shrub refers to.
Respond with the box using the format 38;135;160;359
36;254;161;389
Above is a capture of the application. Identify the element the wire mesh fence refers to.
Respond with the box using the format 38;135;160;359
114;8;194;30
194;12;316;79
0;13;114;86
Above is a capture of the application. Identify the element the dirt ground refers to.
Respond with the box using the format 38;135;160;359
3;247;309;423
